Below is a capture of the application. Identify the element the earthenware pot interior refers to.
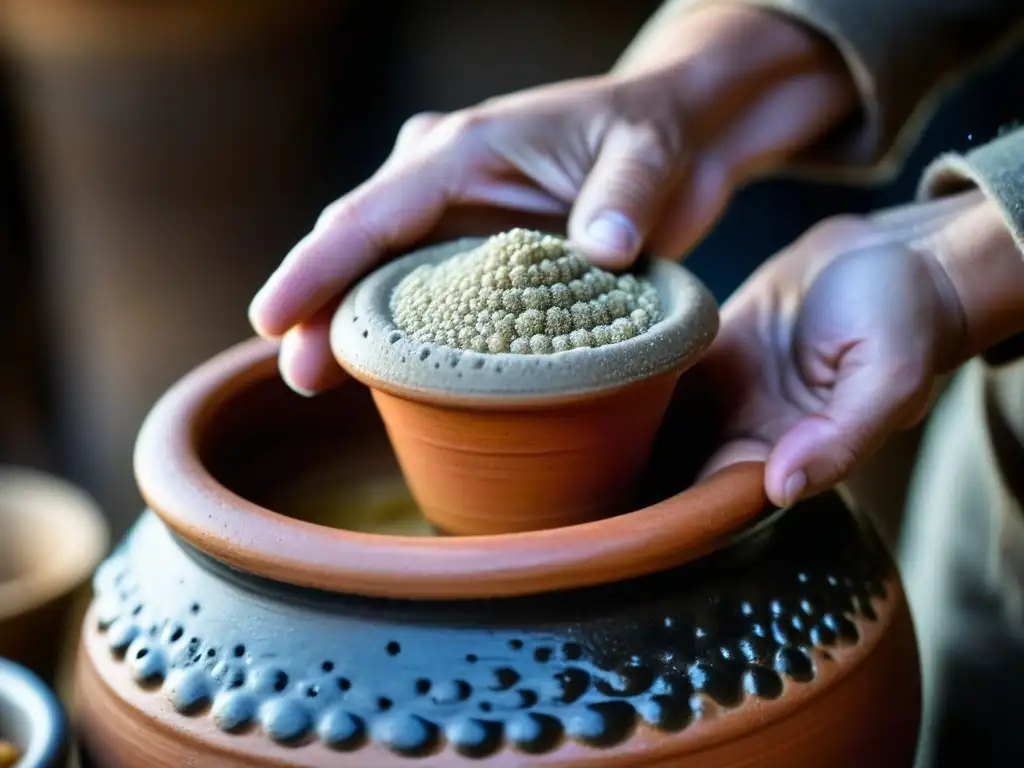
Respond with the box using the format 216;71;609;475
0;659;66;768
196;374;716;537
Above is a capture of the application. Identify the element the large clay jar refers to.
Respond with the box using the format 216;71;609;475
74;334;921;762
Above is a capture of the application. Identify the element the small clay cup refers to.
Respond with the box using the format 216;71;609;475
331;238;719;536
0;658;68;768
0;467;109;682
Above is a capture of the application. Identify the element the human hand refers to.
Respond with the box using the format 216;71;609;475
684;188;1024;508
248;4;855;393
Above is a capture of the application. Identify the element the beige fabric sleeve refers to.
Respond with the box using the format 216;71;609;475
919;127;1024;255
919;127;1024;366
619;0;1024;181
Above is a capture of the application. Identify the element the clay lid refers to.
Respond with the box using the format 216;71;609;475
330;233;719;406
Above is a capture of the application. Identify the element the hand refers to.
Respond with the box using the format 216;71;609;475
685;188;1024;508
248;4;855;393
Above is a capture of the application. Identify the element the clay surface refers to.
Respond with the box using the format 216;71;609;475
77;492;920;766
330;238;718;405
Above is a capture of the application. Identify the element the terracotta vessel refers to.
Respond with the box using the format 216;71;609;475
73;338;921;766
330;237;719;535
0;658;68;768
0;466;108;684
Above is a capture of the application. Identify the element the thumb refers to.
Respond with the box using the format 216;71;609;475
764;349;931;508
568;122;685;270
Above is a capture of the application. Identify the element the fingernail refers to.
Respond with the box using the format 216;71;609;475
783;470;807;506
248;287;274;337
280;366;319;398
584;211;639;255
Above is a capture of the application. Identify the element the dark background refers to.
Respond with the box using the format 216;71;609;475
0;0;1019;536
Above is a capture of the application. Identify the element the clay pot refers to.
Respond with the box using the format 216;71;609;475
0;466;108;684
0;658;68;768
74;338;921;766
330;238;719;535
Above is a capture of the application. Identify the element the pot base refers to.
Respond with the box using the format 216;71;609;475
75;492;920;766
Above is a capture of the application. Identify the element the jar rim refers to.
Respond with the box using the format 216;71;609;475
330;238;720;407
134;337;771;600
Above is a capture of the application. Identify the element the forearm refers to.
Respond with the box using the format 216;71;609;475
614;3;857;182
616;2;846;86
627;0;1024;180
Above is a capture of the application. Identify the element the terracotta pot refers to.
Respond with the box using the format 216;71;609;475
330;238;720;535
74;339;920;766
0;658;68;768
0;466;108;684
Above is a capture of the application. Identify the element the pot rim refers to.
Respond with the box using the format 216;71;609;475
0;466;109;623
330;238;719;407
134;338;772;600
0;658;66;767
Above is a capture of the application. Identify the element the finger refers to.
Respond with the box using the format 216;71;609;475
392;112;444;156
278;302;348;396
568;121;685;270
697;437;771;481
764;348;931;507
249;155;454;340
645;68;855;263
645;153;731;260
249;109;500;340
428;206;567;244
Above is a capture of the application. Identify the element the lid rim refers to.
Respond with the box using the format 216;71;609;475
330;238;720;403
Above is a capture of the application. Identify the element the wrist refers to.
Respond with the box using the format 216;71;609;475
615;4;857;181
901;190;1024;371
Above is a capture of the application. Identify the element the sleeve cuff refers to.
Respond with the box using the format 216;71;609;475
918;126;1024;257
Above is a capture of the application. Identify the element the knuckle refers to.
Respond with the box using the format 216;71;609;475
631;120;684;162
314;200;345;231
828;440;862;480
441;108;492;143
395;111;443;147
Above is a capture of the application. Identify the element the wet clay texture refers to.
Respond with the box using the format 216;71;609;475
76;492;920;767
330;235;719;535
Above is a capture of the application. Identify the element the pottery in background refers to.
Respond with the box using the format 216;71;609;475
0;0;352;539
73;338;921;766
0;657;68;768
0;466;108;683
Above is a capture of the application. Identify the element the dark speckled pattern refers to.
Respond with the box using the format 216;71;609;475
90;491;889;759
